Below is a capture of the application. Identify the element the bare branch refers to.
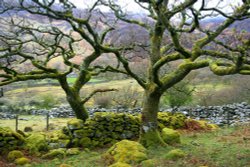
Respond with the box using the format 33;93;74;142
81;88;118;104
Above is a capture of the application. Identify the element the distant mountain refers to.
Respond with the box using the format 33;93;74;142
201;17;250;32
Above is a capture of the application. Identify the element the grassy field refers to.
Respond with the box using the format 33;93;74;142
3;79;142;107
25;124;250;167
4;79;140;98
0;115;72;132
67;78;104;84
3;79;230;108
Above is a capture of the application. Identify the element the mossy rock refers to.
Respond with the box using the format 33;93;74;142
0;127;24;152
0;127;24;141
25;133;48;154
42;148;66;159
58;139;71;148
197;120;210;129
47;130;71;140
73;129;89;138
24;126;33;132
79;137;92;148
67;119;84;130
158;112;186;129
161;128;181;145
108;162;132;167
207;124;219;130
7;150;24;162
164;149;186;160
106;140;148;164
15;157;30;166
66;148;81;156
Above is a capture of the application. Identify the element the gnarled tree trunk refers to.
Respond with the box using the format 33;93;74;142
66;90;88;121
139;90;166;147
58;76;89;121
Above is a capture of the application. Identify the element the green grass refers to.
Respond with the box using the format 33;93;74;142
4;79;141;107
5;79;226;102
0;115;72;132
66;78;104;84
31;151;104;167
22;124;250;167
147;126;250;167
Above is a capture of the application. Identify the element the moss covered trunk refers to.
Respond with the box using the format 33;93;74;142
66;90;88;121
58;76;88;121
139;90;166;147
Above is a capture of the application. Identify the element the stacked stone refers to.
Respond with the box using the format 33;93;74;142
66;112;141;148
0;113;16;119
158;112;187;129
177;102;250;126
0;127;24;152
0;102;249;126
60;112;188;149
46;130;71;149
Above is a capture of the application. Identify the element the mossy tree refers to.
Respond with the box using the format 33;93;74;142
101;0;250;147
1;0;250;147
0;0;118;121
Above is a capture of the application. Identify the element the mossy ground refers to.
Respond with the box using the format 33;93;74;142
0;124;247;167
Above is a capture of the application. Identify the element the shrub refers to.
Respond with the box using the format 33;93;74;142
38;93;59;109
94;94;112;108
110;86;142;108
162;81;194;108
184;119;219;131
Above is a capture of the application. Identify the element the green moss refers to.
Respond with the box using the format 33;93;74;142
91;140;99;147
15;157;30;165
42;148;66;159
66;148;81;156
114;126;123;132
164;149;186;160
161;128;181;145
198;120;210;129
157;112;186;129
58;139;70;148
71;138;79;147
106;140;148;164
79;137;92;148
0;127;24;152
25;133;48;154
67;119;84;130
140;159;156;167
207;124;219;130
7;150;24;162
108;162;131;167
139;130;166;148
73;129;89;138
